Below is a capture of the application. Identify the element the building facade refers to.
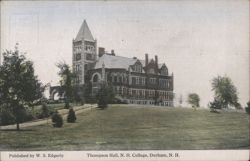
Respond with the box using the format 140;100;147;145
72;20;174;106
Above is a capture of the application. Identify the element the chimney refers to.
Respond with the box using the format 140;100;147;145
98;47;105;57
145;53;149;66
111;49;115;56
155;55;158;69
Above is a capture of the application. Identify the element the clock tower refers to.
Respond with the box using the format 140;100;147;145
72;20;97;85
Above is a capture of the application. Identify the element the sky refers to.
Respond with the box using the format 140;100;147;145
1;0;249;107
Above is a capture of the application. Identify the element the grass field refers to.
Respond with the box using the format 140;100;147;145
0;105;249;150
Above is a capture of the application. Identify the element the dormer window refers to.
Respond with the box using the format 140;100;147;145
160;66;168;75
134;65;142;73
149;68;155;74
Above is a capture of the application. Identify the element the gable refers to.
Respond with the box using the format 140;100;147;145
160;64;168;75
146;59;157;74
131;60;143;73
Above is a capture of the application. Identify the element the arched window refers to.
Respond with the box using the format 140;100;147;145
93;74;99;82
84;64;88;70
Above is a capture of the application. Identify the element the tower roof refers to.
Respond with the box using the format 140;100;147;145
75;20;95;42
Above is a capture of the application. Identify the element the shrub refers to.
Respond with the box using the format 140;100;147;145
67;108;76;123
97;96;108;109
41;102;49;117
245;101;250;115
209;99;222;113
51;111;63;127
35;103;51;119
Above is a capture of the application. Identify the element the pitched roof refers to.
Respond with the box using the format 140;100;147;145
94;54;137;69
94;54;166;73
75;20;95;42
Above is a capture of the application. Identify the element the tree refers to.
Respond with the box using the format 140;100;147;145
179;94;183;107
0;50;44;130
56;62;75;109
187;93;200;108
211;75;240;109
73;85;85;105
96;83;114;109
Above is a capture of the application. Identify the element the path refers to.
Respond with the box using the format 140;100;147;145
0;104;97;130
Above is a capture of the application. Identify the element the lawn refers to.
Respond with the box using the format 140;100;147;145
0;105;249;150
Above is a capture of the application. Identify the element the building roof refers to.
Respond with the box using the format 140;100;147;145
75;20;95;42
94;54;137;69
94;54;166;72
158;63;165;68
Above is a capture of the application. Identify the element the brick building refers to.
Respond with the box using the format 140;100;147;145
72;20;174;106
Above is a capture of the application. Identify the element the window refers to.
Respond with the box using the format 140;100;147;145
132;90;136;96
139;90;142;97
76;53;81;61
161;67;168;75
124;77;127;83
93;74;99;82
75;64;81;72
139;77;142;85
132;77;136;85
119;76;122;83
136;77;139;85
118;87;122;95
85;45;95;52
167;80;170;88
123;87;126;95
149;68;155;74
129;89;132;96
142;77;145;85
86;53;93;60
145;90;148;97
159;79;167;88
75;46;81;53
135;65;142;73
149;78;156;84
84;64;88;71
